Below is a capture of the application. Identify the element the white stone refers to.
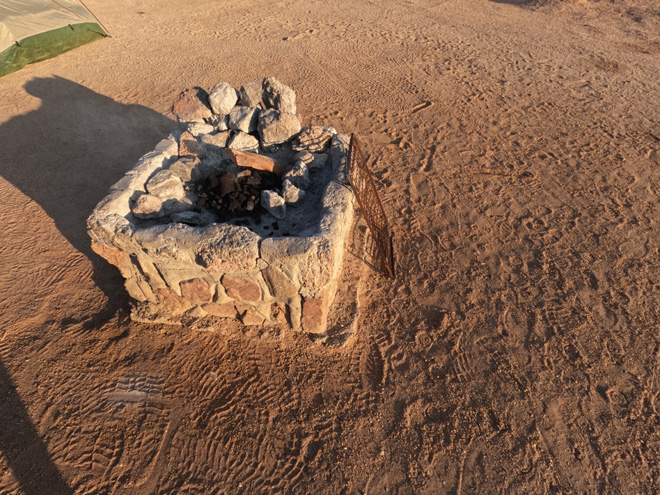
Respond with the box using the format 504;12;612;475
227;132;260;152
293;151;314;165
282;179;306;207
146;170;185;200
200;131;231;150
209;82;240;116
261;190;286;219
239;82;263;107
163;198;194;215
308;153;328;171
228;106;260;133
331;133;351;183
154;136;178;156
262;77;296;114
168;156;200;182
258;109;301;147
132;194;164;220
283;160;310;189
207;114;228;131
186;122;215;137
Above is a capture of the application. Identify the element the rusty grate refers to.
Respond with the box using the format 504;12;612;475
348;134;395;278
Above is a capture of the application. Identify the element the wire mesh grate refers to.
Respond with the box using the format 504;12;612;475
348;134;395;278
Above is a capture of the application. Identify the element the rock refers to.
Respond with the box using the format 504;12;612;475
228;106;260;133
283;160;310;189
131;194;164;220
281;179;306;207
91;242;133;275
178;131;205;157
172;87;213;122
199;131;231;150
238;308;265;326
209;82;240;116
239;82;263;107
293;151;328;170
293;151;314;165
292;126;337;152
146;169;185;200
154;137;178;156
261;190;286;219
186;305;208;318
197;224;261;272
207;114;229;131
308;153;328;171
221;275;262;301
152;288;194;315
225;149;278;174
330;133;351;183
169;156;201;182
163;199;194;215
301;289;331;333
186;121;215;137
202;302;238;318
227;132;260;152
258;109;301;147
262;265;299;298
262;77;296;114
179;278;214;303
170;211;209;226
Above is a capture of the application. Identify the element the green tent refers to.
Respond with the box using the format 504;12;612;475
0;0;107;77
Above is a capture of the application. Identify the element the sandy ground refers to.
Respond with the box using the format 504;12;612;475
1;0;660;493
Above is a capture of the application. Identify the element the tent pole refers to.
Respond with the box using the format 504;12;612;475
76;0;112;37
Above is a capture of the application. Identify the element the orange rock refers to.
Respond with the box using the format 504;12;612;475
171;87;212;122
225;149;282;175
91;243;132;274
202;302;238;318
221;275;262;301
179;278;214;303
178;131;204;157
301;288;331;334
238;308;265;326
152;289;194;315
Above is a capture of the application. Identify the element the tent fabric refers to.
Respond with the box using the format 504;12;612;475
0;0;106;77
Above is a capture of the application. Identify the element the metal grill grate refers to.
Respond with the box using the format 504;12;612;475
348;134;395;278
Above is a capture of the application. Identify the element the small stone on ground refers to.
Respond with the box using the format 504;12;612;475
261;189;286;219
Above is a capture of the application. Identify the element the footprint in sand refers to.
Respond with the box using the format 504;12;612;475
283;29;317;41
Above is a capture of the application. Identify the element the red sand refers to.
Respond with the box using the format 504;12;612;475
1;0;659;493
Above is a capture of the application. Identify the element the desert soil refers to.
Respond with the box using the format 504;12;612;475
1;0;660;493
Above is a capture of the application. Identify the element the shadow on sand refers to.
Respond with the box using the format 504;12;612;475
0;359;72;495
0;76;176;323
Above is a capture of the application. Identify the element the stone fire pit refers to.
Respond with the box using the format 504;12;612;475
87;78;354;334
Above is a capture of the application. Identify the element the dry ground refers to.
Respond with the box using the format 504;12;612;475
1;0;660;493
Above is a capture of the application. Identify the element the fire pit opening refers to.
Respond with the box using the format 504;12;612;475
88;77;355;336
196;168;281;220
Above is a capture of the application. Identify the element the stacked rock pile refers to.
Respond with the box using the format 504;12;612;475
129;77;337;226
